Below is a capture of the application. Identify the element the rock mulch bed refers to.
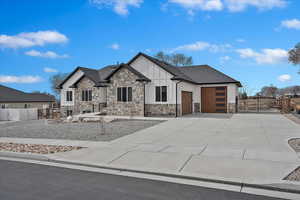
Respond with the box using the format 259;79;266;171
285;138;300;181
0;119;163;141
288;138;300;153
285;167;300;181
0;142;83;154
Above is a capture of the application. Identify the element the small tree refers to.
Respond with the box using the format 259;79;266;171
154;51;193;66
288;43;300;66
259;85;278;98
49;73;68;98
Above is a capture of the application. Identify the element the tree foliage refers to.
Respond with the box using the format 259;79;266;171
49;73;68;97
257;85;278;97
288;43;300;65
154;51;193;66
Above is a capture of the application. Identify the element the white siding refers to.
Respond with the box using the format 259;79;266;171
130;55;177;104
60;70;84;106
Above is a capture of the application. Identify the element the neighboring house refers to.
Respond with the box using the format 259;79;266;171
0;85;55;109
57;52;241;117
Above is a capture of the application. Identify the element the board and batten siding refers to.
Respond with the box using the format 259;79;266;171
60;70;84;106
130;55;177;104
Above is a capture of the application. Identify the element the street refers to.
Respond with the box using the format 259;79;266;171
0;159;285;200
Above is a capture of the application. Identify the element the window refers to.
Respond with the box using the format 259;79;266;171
155;86;167;102
81;90;92;101
67;110;73;116
117;87;132;102
66;91;73;102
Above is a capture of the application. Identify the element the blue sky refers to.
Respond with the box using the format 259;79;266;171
1;0;300;95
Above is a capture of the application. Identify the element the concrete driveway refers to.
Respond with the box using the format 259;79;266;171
48;114;300;186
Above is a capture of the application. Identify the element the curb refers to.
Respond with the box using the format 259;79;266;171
0;151;49;161
1;151;300;195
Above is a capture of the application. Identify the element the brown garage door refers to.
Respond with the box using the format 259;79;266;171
201;87;227;113
182;91;193;115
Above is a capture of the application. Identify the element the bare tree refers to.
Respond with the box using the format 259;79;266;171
49;73;68;98
154;51;193;66
288;43;300;66
259;85;278;97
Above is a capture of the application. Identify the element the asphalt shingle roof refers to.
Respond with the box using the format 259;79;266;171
128;53;241;86
59;52;241;88
0;85;55;103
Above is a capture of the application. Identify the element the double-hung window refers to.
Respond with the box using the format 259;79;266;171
155;86;167;102
66;91;73;102
82;90;92;101
117;87;132;102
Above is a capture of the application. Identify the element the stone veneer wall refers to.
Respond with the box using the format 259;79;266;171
60;77;105;117
145;104;181;117
194;103;200;113
105;67;144;116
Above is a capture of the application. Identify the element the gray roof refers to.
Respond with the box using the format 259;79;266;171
0;85;55;103
177;65;241;86
59;52;241;88
128;53;241;86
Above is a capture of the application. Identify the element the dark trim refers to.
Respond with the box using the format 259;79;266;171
56;66;85;89
105;63;151;82
128;52;178;77
171;77;241;87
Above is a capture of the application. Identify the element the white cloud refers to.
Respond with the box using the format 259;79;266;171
281;19;300;30
220;55;231;63
278;74;291;82
0;30;68;49
0;75;42;83
44;67;58;73
236;38;246;43
225;0;287;12
171;41;232;53
236;48;288;64
25;50;69;59
90;0;143;16
109;43;120;50
168;0;287;13
169;0;223;12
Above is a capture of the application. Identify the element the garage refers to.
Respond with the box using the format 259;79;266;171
201;87;227;113
181;91;193;115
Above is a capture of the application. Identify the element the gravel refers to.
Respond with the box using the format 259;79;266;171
288;138;300;153
284;167;300;181
0;142;83;154
0;119;163;141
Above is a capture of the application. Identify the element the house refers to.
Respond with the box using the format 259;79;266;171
57;52;241;117
0;84;55;109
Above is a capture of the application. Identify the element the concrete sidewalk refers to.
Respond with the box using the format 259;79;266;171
1;113;300;190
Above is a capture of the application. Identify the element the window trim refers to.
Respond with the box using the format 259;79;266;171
117;87;133;102
66;91;73;102
81;89;92;102
155;86;168;102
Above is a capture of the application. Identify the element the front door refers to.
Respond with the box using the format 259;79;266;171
182;91;193;115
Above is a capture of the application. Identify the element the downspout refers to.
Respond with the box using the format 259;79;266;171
144;83;146;117
175;80;182;118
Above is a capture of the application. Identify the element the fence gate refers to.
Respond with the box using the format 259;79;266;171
238;97;280;113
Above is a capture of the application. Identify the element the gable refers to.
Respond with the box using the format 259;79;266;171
61;69;84;89
129;55;173;81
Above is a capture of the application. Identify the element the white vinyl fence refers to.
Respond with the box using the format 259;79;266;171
0;108;38;121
